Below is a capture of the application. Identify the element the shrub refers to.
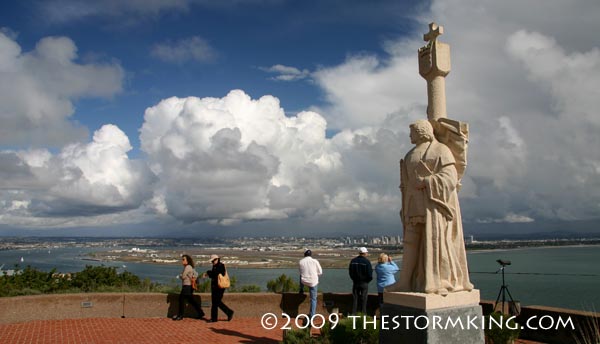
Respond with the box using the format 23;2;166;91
266;274;299;293
328;315;379;344
0;265;163;296
573;309;599;344
0;266;72;296
282;328;316;344
71;265;142;291
485;311;520;344
235;284;261;292
196;279;212;292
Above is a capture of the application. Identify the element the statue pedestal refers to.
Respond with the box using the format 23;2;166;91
380;290;485;344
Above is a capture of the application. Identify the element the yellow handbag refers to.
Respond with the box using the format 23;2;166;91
217;270;230;289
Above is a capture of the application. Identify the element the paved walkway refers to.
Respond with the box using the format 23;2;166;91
0;317;284;344
0;317;547;344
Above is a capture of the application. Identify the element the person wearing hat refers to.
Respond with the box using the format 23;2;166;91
298;249;323;319
203;254;234;322
348;247;373;315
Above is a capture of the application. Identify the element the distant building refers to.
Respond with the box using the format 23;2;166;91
0;268;21;276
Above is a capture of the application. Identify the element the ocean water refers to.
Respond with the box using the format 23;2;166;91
1;245;598;311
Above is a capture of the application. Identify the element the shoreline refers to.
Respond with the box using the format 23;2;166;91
3;243;600;270
467;243;600;254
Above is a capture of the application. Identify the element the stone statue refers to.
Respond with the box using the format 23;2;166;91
397;119;473;295
392;23;473;295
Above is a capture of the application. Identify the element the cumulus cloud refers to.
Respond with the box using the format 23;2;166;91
0;32;123;147
310;0;600;224
312;46;425;129
506;30;600;126
0;27;18;40
260;64;310;81
139;90;406;225
0;125;155;227
3;0;598;232
140;90;335;223
151;36;218;64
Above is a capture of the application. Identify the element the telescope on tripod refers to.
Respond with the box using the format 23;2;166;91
494;259;520;315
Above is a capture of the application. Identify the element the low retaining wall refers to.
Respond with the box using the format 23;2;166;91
0;292;378;324
1;293;166;323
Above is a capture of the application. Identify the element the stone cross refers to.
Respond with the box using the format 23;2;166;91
424;22;443;42
419;22;451;120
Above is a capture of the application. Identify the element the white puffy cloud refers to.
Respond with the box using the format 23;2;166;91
506;30;600;126
0;32;123;147
151;36;218;64
140;90;408;225
0;125;155;227
312;48;424;129
140;90;340;224
310;0;600;224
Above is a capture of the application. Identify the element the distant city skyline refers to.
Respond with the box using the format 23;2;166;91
1;1;599;236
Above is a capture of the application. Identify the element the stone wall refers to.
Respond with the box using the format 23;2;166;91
0;292;378;323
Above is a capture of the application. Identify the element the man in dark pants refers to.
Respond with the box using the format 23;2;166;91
204;254;234;322
349;247;373;315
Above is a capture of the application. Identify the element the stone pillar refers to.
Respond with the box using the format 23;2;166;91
380;290;485;344
418;23;451;121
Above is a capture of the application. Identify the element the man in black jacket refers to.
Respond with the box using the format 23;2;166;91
348;247;373;315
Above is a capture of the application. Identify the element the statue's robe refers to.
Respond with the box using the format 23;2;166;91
398;139;473;294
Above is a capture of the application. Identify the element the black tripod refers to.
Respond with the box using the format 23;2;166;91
494;259;519;315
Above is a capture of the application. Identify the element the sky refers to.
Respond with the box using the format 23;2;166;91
0;0;599;237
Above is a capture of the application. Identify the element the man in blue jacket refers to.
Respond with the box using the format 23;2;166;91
348;247;373;315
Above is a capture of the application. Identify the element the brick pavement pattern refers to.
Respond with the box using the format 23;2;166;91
0;318;546;344
0;317;282;344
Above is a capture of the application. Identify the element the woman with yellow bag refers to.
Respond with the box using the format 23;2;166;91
203;254;234;322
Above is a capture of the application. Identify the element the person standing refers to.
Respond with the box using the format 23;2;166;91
204;254;234;322
348;247;373;315
173;254;205;320
298;249;323;319
375;253;399;305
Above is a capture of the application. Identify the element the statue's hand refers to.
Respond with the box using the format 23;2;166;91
415;176;427;190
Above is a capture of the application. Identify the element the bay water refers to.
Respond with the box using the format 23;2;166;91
1;245;598;311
